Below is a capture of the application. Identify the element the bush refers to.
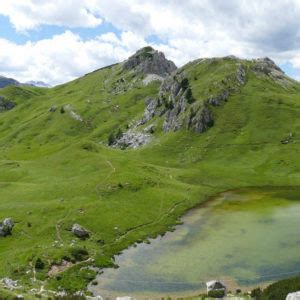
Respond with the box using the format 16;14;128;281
70;247;89;261
186;88;195;104
116;128;123;139
251;287;262;299
207;290;225;298
35;258;45;270
181;78;189;90
262;276;300;300
108;133;115;146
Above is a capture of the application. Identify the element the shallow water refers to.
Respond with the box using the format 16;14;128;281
90;187;300;298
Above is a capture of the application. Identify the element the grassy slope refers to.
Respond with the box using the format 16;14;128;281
0;58;299;296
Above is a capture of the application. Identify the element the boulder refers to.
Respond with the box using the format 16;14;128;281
0;218;14;236
72;223;89;238
286;292;300;300
113;130;151;149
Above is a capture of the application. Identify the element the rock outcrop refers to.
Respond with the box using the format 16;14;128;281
72;224;89;239
286;292;300;300
112;130;152;149
0;218;14;236
0;96;15;112
123;46;177;77
139;73;214;134
252;57;293;86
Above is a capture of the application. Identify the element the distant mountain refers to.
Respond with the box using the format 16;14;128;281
24;80;51;88
0;75;20;88
0;75;51;89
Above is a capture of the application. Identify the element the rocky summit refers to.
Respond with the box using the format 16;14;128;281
123;46;177;77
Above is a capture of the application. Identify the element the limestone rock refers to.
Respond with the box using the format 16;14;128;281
123;46;177;77
72;223;89;238
236;64;246;85
188;105;214;133
2;277;18;289
207;90;229;106
0;218;14;236
286;292;300;300
142;74;164;85
252;57;293;86
113;130;151;149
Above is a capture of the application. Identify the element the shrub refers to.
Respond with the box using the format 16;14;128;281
207;290;225;298
116;128;123;139
108;133;115;146
35;258;45;270
70;247;89;261
251;287;262;299
186;88;195;104
181;78;189;90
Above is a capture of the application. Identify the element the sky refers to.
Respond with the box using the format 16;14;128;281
0;0;299;85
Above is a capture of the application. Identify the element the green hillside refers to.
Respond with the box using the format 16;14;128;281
0;47;299;297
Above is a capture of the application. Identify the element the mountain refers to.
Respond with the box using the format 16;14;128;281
0;75;51;89
0;46;299;297
0;75;20;88
24;80;51;88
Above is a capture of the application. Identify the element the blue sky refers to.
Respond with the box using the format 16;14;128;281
0;0;299;85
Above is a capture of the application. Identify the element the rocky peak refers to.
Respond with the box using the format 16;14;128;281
252;57;294;86
123;46;177;77
252;57;283;75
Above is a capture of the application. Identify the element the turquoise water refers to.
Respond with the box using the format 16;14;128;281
90;187;300;298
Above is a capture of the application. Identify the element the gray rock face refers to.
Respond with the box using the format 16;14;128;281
72;224;89;238
207;90;229;106
188;105;214;133
137;98;162;126
113;130;151;149
0;96;15;112
123;46;177;77
0;218;14;236
252;57;282;75
236;64;246;85
2;277;19;289
252;57;293;86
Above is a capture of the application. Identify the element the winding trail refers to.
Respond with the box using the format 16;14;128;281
95;160;116;199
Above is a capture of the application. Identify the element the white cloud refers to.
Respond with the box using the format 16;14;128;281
0;0;102;31
0;0;300;83
0;31;146;85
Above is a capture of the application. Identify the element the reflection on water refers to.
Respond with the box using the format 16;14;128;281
89;187;300;298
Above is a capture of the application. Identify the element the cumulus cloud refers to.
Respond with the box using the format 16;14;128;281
0;0;102;31
0;31;147;85
0;0;299;83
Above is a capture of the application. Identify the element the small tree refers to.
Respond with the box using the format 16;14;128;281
251;287;263;299
186;88;195;104
108;133;115;146
116;128;123;139
181;78;189;90
35;258;45;270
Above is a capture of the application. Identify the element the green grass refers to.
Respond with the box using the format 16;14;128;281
0;57;299;297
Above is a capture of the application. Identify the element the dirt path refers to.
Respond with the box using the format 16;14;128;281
95;160;116;198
